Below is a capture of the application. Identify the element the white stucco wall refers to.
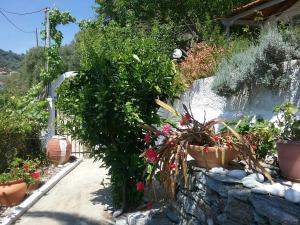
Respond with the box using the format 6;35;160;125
159;60;300;123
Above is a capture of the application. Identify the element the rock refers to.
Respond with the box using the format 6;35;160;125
209;167;228;175
227;170;247;179
127;212;150;225
116;219;128;225
243;173;265;183
251;186;269;194
285;188;300;203
270;183;287;197
242;179;262;189
113;209;124;218
104;204;109;211
292;183;300;192
166;210;180;224
207;218;214;225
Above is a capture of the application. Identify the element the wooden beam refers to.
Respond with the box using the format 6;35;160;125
222;0;286;26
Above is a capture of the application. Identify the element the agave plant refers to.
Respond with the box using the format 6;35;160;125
140;100;273;199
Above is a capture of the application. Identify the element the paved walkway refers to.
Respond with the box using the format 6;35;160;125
15;159;113;225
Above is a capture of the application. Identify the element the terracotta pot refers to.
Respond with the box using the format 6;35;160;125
277;141;300;182
187;145;238;169
47;136;71;165
0;180;27;206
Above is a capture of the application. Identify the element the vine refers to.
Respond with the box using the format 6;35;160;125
40;8;76;85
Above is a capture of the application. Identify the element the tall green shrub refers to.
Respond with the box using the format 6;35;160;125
57;20;183;208
212;26;300;97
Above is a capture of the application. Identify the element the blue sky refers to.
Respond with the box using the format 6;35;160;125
0;0;96;54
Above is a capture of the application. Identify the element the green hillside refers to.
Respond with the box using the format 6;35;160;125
0;49;24;71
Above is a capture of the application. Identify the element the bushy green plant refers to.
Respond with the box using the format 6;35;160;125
0;168;34;185
57;19;184;209
273;102;300;141
212;26;300;97
0;112;45;173
221;116;279;158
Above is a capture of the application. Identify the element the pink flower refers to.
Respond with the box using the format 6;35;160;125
145;148;158;162
168;163;176;170
136;181;145;192
162;124;172;136
144;132;151;144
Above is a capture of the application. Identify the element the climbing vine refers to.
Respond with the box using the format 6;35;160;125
40;8;75;85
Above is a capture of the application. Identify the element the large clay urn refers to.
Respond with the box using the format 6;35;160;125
47;136;72;165
277;141;300;182
0;181;27;206
187;145;239;169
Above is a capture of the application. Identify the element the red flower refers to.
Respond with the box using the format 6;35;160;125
136;181;144;192
180;114;192;126
213;135;221;142
168;163;176;170
30;171;41;180
184;113;192;122
251;144;257;150
203;146;209;154
22;164;29;171
162;124;172;136
179;120;186;126
144;132;151;144
145;148;158;162
147;201;153;209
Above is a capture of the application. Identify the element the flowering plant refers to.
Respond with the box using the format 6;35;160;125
138;100;273;198
0;158;43;185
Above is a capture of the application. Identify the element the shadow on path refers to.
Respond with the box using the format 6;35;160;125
90;186;113;208
24;211;111;225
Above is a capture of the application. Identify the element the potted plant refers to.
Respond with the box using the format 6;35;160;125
274;103;300;181
0;167;33;206
139;100;272;198
21;159;42;192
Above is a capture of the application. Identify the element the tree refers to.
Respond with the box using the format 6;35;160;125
95;0;251;43
57;20;183;208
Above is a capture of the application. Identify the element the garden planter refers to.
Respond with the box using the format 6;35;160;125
187;145;238;169
277;141;300;182
0;180;27;206
47;136;72;165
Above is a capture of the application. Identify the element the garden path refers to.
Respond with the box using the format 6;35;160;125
15;159;113;225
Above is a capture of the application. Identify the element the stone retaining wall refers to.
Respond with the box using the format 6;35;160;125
173;163;300;225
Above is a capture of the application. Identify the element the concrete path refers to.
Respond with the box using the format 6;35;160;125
15;159;113;225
